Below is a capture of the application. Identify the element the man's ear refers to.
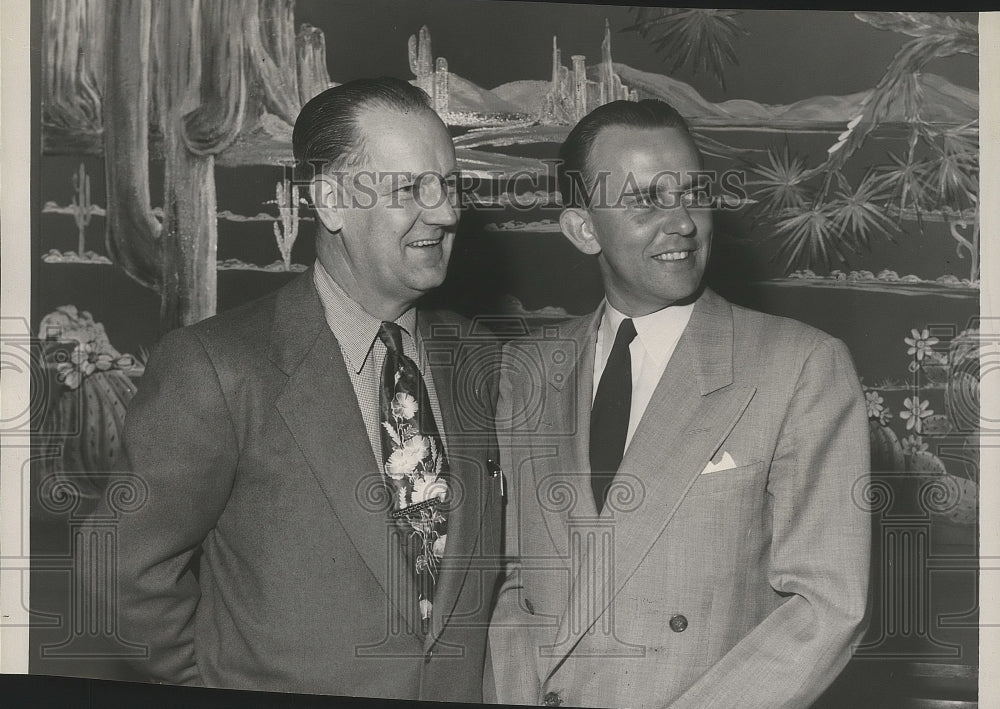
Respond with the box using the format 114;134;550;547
312;173;345;234
559;208;601;255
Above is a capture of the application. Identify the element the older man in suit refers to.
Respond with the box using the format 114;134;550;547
488;99;870;708
112;78;503;700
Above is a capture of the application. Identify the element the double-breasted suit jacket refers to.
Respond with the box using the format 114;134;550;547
111;270;503;701
489;288;870;709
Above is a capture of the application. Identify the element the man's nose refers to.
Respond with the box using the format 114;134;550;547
420;180;459;227
425;197;459;226
659;203;696;237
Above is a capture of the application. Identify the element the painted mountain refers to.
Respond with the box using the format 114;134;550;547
446;73;524;115
492;64;977;128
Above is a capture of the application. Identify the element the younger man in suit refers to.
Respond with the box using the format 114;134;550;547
112;78;503;700
488;99;870;708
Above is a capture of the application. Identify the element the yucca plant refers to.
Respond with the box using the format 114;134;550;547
875;148;937;228
623;8;746;88
827;170;899;252
772;205;854;270
744;146;813;224
924;121;978;212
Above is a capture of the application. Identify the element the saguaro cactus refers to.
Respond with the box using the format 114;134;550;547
408;25;434;98
71;163;93;257
296;23;333;104
408;26;452;115
103;0;307;332
273;177;300;271
42;0;105;146
434;57;449;114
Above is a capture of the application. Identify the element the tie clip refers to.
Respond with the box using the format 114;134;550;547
391;498;442;518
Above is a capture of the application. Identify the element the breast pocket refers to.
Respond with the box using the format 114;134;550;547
690;460;766;496
675;460;767;554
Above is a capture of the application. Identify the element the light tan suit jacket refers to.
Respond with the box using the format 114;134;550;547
489;288;870;708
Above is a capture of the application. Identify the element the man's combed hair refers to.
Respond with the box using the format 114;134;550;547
292;77;432;179
557;99;692;209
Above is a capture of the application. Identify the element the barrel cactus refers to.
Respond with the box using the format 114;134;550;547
868;418;905;473
38;306;143;501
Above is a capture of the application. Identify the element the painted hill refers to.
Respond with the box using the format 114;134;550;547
773;92;868;124
438;73;523;114
612;63;977;126
606;64;764;121
492;79;550;112
887;72;977;124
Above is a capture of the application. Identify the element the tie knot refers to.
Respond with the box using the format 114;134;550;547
613;318;637;350
378;321;404;355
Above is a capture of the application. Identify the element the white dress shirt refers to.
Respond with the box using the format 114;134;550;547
592;300;695;450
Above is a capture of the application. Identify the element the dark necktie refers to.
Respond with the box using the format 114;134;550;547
590;318;637;514
377;321;449;632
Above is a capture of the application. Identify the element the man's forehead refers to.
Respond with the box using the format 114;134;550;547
588;124;700;176
351;106;455;171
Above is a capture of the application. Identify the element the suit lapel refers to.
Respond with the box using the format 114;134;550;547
271;271;418;635
417;312;496;651
532;311;602;561
543;290;756;679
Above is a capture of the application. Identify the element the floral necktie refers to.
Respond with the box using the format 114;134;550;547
377;321;449;632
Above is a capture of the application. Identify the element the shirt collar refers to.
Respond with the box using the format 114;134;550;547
313;260;417;374
601;299;695;368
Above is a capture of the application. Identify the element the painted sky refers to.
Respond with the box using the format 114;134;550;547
294;1;978;104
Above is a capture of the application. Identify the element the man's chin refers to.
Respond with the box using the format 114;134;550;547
639;273;705;309
405;270;450;296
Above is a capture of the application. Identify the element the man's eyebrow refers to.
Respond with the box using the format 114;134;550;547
379;172;414;193
662;176;695;191
622;186;659;200
380;170;459;194
621;177;695;195
623;183;692;198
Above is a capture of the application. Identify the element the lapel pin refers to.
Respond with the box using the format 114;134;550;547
487;458;505;499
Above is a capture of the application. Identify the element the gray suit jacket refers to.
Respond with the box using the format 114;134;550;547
109;270;503;700
489;288;870;709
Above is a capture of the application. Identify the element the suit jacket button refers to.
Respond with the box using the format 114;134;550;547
524;598;535;615
424;650;433;664
669;614;688;632
543;691;562;706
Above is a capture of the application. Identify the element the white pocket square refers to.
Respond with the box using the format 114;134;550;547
701;451;738;475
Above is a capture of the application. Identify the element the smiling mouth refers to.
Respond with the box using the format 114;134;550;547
407;237;444;248
652;250;694;262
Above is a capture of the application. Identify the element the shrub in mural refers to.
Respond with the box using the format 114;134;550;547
865;325;978;528
37;306;144;502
